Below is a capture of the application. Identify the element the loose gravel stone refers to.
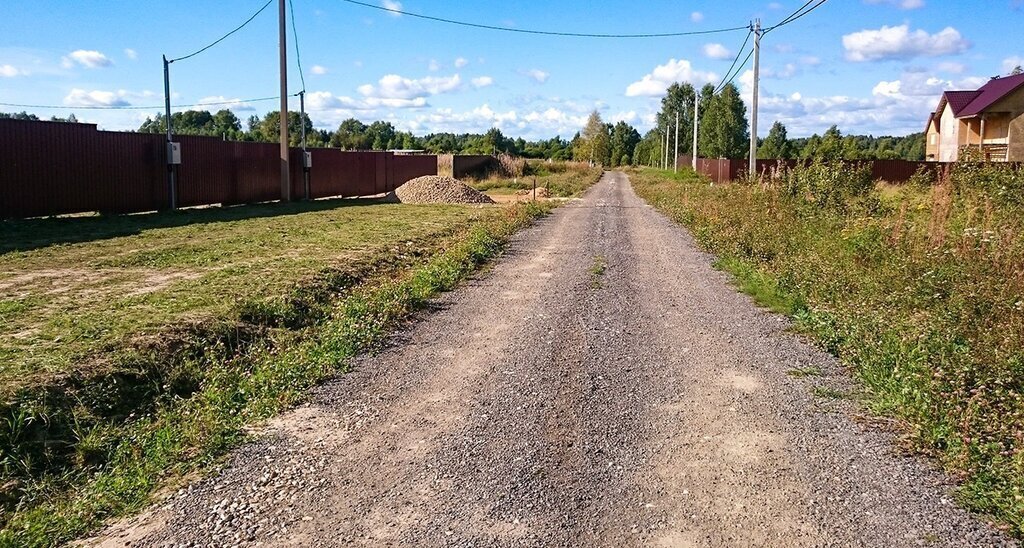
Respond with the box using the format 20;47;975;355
88;172;1015;547
394;175;495;204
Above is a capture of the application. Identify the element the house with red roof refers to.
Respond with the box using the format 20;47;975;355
925;73;1024;162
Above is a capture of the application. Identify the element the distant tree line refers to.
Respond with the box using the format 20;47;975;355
135;110;576;159
2;103;926;162
0;111;80;123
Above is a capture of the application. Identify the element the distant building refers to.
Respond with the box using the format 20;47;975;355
924;73;1024;162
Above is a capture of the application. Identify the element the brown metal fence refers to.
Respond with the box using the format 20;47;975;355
0;119;441;219
452;155;496;178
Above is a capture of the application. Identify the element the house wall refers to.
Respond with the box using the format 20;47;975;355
939;104;960;162
926;119;940;160
989;87;1024;162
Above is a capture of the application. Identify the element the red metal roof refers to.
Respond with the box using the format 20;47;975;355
958;73;1024;117
944;90;982;116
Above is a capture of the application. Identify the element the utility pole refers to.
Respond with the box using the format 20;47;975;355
162;55;177;210
749;19;761;179
692;92;700;170
663;123;669;169
279;0;290;202
674;110;680;173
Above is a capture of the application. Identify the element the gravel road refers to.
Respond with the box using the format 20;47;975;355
90;171;1014;547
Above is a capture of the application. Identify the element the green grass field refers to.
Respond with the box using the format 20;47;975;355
0;199;486;391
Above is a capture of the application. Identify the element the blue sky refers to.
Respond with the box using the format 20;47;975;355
1;0;1022;139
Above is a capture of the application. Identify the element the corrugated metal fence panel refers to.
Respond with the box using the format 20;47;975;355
0;119;166;218
393;155;438;188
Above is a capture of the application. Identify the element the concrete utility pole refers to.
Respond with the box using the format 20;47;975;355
749;19;761;179
279;0;290;202
162;54;177;209
674;110;680;173
692;92;700;170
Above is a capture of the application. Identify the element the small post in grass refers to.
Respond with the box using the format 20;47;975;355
532;176;537;201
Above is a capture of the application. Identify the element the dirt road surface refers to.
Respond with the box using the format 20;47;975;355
91;172;1014;547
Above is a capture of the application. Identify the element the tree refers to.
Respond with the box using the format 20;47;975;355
574;111;610;165
758;121;792;159
698;83;749;159
0;111;40;121
50;113;79;123
658;82;697;156
609;121;641;166
1011;65;1023;76
332;118;370;149
251;110;315;146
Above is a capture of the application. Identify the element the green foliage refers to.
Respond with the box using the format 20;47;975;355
759;121;792;159
574;110;611;165
698;83;749;159
609;121;642;167
0;111;40;121
633;161;1024;536
790;127;925;161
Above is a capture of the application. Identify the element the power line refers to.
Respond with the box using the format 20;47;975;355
339;0;748;38
169;0;274;62
288;0;306;92
0;94;300;111
713;30;752;94
765;0;828;34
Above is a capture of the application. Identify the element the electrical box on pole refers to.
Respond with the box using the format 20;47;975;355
166;142;182;165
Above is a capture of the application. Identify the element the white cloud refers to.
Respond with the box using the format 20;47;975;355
195;96;256;111
311;64;328;75
357;73;462;99
522;68;550;83
937;61;966;74
702;43;731;60
454;57;468;68
625;58;717;97
63;88;130;107
428;59;440;72
864;0;925;8
801;55;821;66
307;90;427;111
381;0;402;16
64;49;113;68
751;70;990;137
763;63;799;79
471;76;494;88
767;2;783;9
1003;56;1024;74
124;48;137;60
842;25;969;62
0;64;25;77
690;11;704;22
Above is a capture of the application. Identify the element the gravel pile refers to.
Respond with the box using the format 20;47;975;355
394;175;495;204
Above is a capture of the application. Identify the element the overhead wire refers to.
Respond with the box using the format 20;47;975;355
713;29;752;94
765;0;828;35
0;94;300;111
288;0;306;92
338;0;748;38
169;0;274;62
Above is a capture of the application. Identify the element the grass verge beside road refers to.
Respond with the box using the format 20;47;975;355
631;164;1024;536
470;160;602;197
0;197;554;546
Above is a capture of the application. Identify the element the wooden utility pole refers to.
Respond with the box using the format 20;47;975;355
279;0;290;201
749;19;761;178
